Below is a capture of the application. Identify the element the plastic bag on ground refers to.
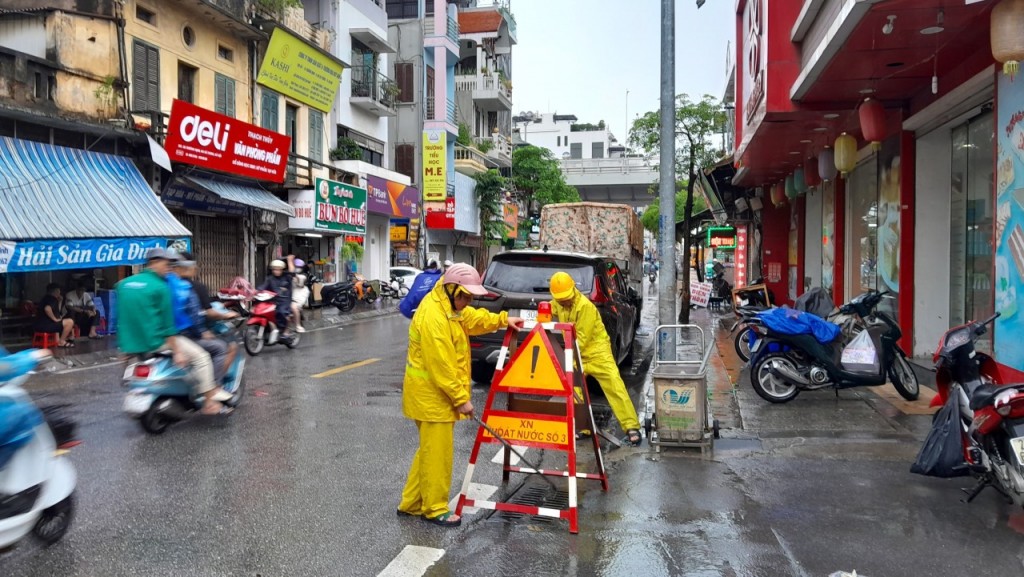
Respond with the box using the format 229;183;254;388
840;330;880;373
910;391;969;478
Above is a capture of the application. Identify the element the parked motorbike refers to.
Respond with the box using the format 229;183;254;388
924;312;1024;506
123;318;247;434
0;348;77;548
320;281;356;313
747;290;919;403
243;290;300;355
389;275;410;297
352;274;379;305
730;305;770;362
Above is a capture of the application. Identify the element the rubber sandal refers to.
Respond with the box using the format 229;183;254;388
201;403;233;416
396;509;419;518
626;429;642;446
422;512;461;527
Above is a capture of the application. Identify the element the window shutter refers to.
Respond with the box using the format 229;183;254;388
132;40;147;110
146;45;160;110
214;74;226;114
396;144;414;180
308;110;323;162
261;90;279;131
396;62;414;103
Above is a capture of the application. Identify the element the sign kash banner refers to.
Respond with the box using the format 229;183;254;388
164;99;291;182
257;27;345;113
315;178;367;234
422;130;447;202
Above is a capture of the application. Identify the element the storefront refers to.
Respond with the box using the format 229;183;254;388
159;99;294;288
306;178;368;279
367;175;420;271
0;136;190;342
286;188;342;290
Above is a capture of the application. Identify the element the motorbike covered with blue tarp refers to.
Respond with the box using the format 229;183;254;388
756;307;841;344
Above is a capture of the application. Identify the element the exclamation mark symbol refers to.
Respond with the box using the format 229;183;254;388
530;346;539;379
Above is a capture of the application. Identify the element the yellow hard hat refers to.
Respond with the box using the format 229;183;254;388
550;272;576;300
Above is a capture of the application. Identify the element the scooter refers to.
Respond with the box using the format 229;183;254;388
320;281;356;313
123;316;247;435
243;290;300;356
924;312;1024;507
747;290;919;403
0;348;77;549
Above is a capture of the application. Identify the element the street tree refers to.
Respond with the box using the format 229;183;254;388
474;169;509;246
630;94;725;322
512;145;580;208
639;184;707;235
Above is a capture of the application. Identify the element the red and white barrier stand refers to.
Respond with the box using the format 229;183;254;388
455;321;608;534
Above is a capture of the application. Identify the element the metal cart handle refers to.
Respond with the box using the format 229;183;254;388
654;324;706;366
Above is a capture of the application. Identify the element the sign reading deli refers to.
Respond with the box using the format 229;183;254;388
164;99;291;182
315;177;367;234
257;27;345;113
422;130;447;202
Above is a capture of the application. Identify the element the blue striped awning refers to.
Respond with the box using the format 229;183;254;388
0;136;190;240
184;176;293;216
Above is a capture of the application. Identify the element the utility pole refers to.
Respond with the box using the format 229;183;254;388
657;0;677;359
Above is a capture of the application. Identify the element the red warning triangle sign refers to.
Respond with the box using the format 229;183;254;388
492;324;571;395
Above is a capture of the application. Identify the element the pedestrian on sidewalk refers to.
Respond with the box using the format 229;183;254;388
549;271;642;446
397;263;524;527
65;281;100;339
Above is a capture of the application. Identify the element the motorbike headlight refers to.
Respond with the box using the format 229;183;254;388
943;327;972;351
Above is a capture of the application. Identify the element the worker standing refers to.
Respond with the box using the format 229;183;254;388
397;263;524;527
549;272;642;446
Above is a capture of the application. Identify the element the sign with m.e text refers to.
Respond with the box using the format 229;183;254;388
163;99;291;182
256;27;345;113
314;178;367;234
422;130;447;202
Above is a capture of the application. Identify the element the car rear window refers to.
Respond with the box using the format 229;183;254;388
483;260;594;294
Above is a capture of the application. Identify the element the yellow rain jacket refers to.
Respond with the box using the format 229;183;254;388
550;289;610;360
403;281;509;422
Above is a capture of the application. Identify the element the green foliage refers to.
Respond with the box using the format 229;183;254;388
341;241;364;263
329;137;363;161
512;146;580;208
475;169;508;246
570;120;606;132
639;184;708;235
629;94;725;322
477;139;494;153
457;123;473;146
257;0;303;13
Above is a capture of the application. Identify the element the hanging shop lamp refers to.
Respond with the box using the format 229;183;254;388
992;0;1024;78
858;98;886;150
793;166;808;196
804;156;821;188
771;181;786;207
818;147;837;182
785;174;798;199
834;133;857;177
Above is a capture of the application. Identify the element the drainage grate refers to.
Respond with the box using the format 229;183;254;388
365;390;401;397
497;485;570;524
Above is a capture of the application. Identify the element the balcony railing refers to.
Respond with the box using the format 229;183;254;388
447;16;459;44
454;73;511;100
426;97;455;123
474;134;512;162
253;3;333;51
424;14;459;43
350;65;397;110
560;156;656;176
455;145;489;166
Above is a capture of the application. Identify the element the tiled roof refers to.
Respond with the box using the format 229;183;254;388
458;10;503;34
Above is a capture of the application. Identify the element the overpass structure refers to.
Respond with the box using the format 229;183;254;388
560;157;659;210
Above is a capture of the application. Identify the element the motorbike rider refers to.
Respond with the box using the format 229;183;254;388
549;272;642;446
397;263;524;527
257;256;295;338
116;248;232;415
398;259;443;319
168;252;240;384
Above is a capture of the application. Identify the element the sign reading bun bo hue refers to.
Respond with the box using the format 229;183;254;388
163;99;291;183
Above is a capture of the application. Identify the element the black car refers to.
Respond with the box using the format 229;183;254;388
469;250;640;384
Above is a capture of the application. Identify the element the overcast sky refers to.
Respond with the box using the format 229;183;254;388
510;0;734;142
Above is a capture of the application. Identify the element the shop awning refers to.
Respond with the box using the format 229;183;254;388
184;176;294;216
0;136;190;240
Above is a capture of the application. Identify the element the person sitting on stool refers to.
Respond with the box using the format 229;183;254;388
65;281;100;339
35;283;75;347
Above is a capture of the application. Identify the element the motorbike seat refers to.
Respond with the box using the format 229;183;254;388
737;306;767;315
136;350;174;361
970;383;1024;411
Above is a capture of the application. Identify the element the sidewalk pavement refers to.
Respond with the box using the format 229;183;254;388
19;303;398;372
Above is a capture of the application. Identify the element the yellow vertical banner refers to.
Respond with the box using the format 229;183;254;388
422;130;447;202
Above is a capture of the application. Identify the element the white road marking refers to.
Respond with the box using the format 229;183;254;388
490;445;527;465
448;482;498;515
377;546;445;577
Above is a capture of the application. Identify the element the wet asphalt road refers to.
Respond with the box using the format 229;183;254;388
5;300;1024;576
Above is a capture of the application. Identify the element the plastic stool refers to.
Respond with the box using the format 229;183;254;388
97;316;108;336
72;326;81;339
32;332;59;349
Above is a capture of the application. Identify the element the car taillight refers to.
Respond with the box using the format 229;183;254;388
470;341;483;348
134;364;151;379
590;278;609;305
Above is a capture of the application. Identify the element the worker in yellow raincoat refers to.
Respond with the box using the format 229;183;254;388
397;263;524;527
549;271;642;446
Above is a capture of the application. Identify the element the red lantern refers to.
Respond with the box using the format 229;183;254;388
803;156;821;188
858;98;886;149
771;181;786;207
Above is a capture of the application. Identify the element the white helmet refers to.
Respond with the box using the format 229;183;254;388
270;259;286;270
